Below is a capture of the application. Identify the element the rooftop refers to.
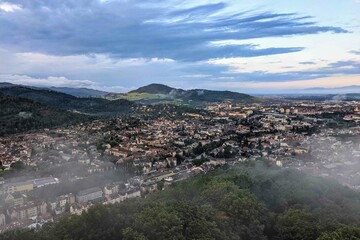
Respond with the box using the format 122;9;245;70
77;187;103;197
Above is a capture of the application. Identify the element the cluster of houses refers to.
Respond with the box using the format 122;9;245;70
0;177;138;231
284;126;360;189
0;165;204;232
0;100;359;232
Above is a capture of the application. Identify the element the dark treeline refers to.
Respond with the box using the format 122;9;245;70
2;161;360;240
0;93;93;136
0;86;135;115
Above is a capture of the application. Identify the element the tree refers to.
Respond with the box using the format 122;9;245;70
123;228;148;240
10;161;25;170
193;142;204;155
317;227;360;240
200;179;266;240
276;208;319;240
171;202;225;240
64;203;70;213
157;180;164;191
134;205;184;240
217;190;266;240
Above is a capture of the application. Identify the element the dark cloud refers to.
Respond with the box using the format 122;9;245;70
169;2;227;18
251;60;360;82
0;0;348;61
299;61;316;65
184;60;360;84
349;50;360;55
328;60;360;68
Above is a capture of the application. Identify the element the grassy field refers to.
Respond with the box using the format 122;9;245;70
105;92;169;101
105;92;189;105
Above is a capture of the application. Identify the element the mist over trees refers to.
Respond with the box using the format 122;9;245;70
2;161;360;240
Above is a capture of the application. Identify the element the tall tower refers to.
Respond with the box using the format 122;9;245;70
355;106;359;112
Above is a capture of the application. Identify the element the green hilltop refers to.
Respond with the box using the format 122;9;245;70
105;83;256;105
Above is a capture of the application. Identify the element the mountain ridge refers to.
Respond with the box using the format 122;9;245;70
0;86;135;115
0;92;93;135
0;82;256;106
107;83;256;104
48;86;108;97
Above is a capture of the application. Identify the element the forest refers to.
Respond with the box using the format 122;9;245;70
0;93;93;136
1;161;360;240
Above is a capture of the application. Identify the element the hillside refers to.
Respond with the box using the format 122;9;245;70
0;93;92;135
0;86;135;115
0;82;108;98
49;87;108;97
2;161;360;239
0;82;16;88
129;83;177;95
0;86;210;117
106;83;256;105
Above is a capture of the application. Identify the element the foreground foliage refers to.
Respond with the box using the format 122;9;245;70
2;161;360;240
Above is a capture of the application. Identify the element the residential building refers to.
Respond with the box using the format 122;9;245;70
3;181;33;194
76;187;103;203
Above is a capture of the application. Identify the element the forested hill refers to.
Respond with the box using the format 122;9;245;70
130;83;175;94
3;161;360;240
0;93;92;136
106;83;256;105
130;84;255;103
48;87;108;97
0;86;135;115
0;82;108;97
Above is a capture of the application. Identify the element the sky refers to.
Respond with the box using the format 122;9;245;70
0;0;359;94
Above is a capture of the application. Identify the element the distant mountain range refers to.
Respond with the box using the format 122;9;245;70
285;93;360;101
48;87;108;97
106;83;256;104
0;85;135;115
0;82;255;104
0;82;257;116
0;82;108;97
302;85;360;94
0;82;16;88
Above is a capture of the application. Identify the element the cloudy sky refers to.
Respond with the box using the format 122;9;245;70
0;0;359;94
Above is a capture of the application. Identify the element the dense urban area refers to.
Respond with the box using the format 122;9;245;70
1;91;360;237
